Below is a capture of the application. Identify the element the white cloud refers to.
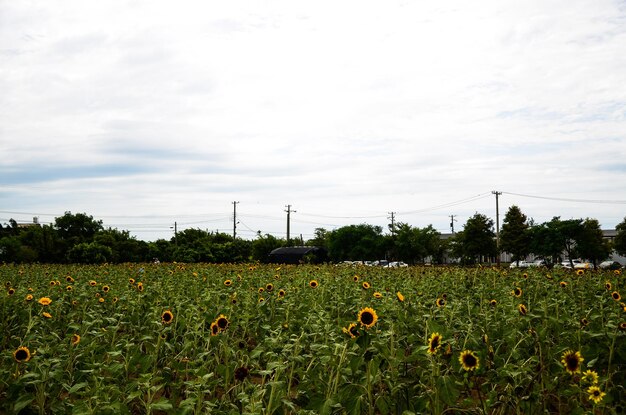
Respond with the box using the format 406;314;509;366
1;0;625;240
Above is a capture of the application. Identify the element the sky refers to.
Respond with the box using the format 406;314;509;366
1;0;626;242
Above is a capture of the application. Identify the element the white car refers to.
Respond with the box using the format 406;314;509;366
509;260;532;269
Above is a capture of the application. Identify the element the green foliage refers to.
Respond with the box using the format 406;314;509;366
453;213;497;264
252;233;285;262
327;224;386;262
614;217;626;256
577;218;611;266
1;263;624;414
500;205;530;264
66;242;113;264
393;223;442;264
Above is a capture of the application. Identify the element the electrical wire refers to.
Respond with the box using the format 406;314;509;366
502;192;626;205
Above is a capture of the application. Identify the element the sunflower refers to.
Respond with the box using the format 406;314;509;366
580;317;589;327
582;370;599;385
459;350;480;371
357;307;378;329
66;276;74;283
619;322;626;331
559;281;568;288
309;280;319;288
49;280;56;287
38;297;52;306
265;283;274;292
215;314;229;331
258;287;264;294
13;346;31;363
71;334;81;346
427;332;442;355
278;289;286;297
342;323;360;339
129;278;135;285
42;312;52;319
113;297;119;303
224;279;232;286
587;385;606;404
373;292;383;299
210;321;219;336
614;269;622;275
397;292;405;302
518;303;528;315
605;281;612;290
489;299;497;307
612;291;621;301
361;282;370;290
102;285;110;293
137;283;144;292
436;298;446;307
353;275;360;282
576;269;584;276
89;280;97;286
98;297;105;303
25;294;33;301
258;297;265;303
512;287;522;297
522;273;528;279
161;310;174;324
561;350;584;374
66;285;73;292
7;288;15;295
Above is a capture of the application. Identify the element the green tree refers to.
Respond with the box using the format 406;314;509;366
66;242;113;264
326;224;386;262
530;217;583;266
94;228;149;263
500;205;531;266
252;233;285;262
393;223;442;264
614;217;626;256
306;228;329;249
577;218;610;267
453;213;497;264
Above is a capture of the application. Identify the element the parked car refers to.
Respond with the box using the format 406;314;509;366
529;259;547;268
555;259;582;269
509;260;532;269
385;261;409;268
599;260;622;270
574;262;593;269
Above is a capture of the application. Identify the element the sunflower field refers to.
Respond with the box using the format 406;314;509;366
1;263;625;414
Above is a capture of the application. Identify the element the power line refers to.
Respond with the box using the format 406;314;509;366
502;192;626;204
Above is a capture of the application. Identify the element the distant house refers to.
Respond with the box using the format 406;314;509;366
267;246;328;264
17;217;41;229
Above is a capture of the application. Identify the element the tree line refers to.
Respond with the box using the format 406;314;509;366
1;208;625;265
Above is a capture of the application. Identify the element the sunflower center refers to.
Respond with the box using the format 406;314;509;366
217;318;228;329
431;337;440;349
361;312;374;325
565;355;579;371
464;354;477;367
15;349;28;361
163;313;172;322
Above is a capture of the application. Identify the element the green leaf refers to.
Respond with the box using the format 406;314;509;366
150;398;173;411
13;394;34;412
69;382;89;394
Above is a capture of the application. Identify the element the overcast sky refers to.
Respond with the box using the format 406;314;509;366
1;0;626;241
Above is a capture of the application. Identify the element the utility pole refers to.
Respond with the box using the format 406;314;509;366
449;214;457;234
232;201;239;239
170;221;178;245
285;205;296;245
388;212;396;235
492;191;502;267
